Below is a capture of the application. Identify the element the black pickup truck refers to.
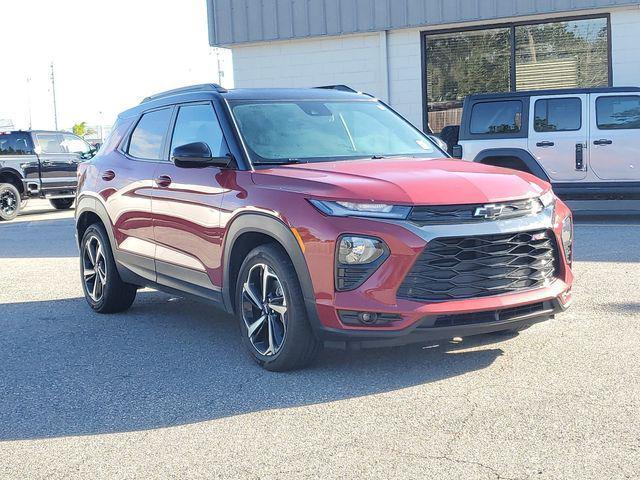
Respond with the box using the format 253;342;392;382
0;130;96;220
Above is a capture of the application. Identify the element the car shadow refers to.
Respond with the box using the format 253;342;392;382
0;291;506;441
573;220;640;263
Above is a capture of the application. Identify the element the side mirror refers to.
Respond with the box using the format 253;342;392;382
451;145;463;159
172;142;231;168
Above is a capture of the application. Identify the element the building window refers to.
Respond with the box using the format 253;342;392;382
423;16;610;133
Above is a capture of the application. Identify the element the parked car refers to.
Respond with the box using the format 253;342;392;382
0;130;95;220
448;87;640;200
75;84;573;371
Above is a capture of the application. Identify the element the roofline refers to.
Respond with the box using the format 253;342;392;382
466;86;640;100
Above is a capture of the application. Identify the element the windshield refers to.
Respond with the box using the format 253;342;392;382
230;100;442;164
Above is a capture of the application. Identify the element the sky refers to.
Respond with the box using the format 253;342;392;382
0;0;232;132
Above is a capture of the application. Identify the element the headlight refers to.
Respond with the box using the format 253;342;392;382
309;199;411;219
539;190;556;209
561;215;573;263
338;236;386;265
336;236;389;290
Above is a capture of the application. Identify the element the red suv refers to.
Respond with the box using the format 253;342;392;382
75;84;573;371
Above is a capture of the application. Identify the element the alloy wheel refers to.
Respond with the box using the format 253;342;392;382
0;189;18;217
241;263;288;356
83;235;107;302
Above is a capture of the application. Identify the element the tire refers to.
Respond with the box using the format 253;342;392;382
235;244;322;371
0;183;21;221
50;198;74;210
80;223;137;313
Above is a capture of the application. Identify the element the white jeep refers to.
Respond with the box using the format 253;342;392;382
450;87;640;199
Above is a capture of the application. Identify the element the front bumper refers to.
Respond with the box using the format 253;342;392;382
299;198;574;347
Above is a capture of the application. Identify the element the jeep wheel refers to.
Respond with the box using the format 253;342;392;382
80;223;137;313
236;244;321;371
0;183;21;221
50;198;75;210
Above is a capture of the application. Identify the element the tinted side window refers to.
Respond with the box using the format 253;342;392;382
596;95;640;130
0;133;32;155
470;101;522;134
36;133;65;153
170;104;228;157
534;98;581;132
128;108;173;160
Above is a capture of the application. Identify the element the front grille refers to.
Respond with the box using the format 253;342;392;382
428;302;547;328
409;198;542;225
397;230;558;302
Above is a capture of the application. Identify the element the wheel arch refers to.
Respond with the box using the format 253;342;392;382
474;148;550;182
221;212;322;334
0;168;25;194
75;195;117;251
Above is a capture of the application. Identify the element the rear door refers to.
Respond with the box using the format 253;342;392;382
0;132;39;186
589;93;640;180
527;95;588;181
33;132;87;192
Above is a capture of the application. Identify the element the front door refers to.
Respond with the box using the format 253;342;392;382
589;93;640;181
152;102;229;300
527;95;588;182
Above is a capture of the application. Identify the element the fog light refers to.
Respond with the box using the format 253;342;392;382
338;236;386;265
561;216;573;263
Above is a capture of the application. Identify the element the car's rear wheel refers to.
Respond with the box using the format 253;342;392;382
80;223;137;313
0;183;21;221
235;244;321;371
50;198;74;210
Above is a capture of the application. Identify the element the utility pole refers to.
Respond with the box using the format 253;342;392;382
50;62;58;130
26;76;32;129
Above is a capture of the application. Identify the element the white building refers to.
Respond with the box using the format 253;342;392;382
206;0;640;133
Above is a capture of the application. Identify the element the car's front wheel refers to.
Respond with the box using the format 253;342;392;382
50;198;74;210
235;244;321;371
80;223;137;313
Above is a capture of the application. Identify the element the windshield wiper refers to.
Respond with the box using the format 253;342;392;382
254;158;308;165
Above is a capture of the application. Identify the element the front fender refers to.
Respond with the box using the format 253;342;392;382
221;212;322;335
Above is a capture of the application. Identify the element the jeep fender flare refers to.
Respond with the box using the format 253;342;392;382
221;212;322;334
473;148;550;183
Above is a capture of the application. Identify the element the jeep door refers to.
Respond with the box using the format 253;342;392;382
151;102;228;300
527;95;588;182
589;93;640;180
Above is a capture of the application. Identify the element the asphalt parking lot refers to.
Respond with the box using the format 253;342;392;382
0;200;638;479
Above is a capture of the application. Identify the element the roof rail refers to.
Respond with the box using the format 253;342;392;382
315;85;359;93
141;83;227;103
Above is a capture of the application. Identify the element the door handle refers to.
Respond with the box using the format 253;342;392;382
101;170;116;181
536;141;555;147
156;175;172;187
593;139;613;146
575;144;584;171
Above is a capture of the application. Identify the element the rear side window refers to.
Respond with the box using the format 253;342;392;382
470;101;522;134
170;104;228;157
128;108;172;159
596;95;640;130
0;133;32;155
534;98;581;132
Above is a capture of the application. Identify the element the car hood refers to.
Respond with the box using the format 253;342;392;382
251;158;549;205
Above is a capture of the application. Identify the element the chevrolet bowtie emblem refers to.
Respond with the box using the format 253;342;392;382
474;204;505;219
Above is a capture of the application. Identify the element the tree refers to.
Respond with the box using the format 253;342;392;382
71;122;95;138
